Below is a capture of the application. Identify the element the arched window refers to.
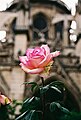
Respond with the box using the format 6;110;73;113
33;13;48;40
55;21;63;40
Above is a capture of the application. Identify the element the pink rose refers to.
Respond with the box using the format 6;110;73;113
0;94;11;105
19;45;60;76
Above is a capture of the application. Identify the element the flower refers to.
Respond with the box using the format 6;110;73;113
0;94;11;105
19;45;60;76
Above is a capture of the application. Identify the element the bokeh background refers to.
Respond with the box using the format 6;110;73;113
0;0;81;113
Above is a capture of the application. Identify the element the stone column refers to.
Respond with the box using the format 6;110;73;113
63;19;69;46
14;34;27;60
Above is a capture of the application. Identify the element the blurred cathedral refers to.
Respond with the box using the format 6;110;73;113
0;0;81;111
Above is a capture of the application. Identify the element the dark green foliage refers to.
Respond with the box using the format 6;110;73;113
0;105;9;120
16;81;71;120
22;97;41;112
50;102;69;114
60;112;81;120
16;110;42;120
8;99;22;119
0;100;22;120
16;80;81;120
22;82;39;93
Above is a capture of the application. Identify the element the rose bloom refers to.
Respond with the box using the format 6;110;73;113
19;45;60;77
0;94;11;105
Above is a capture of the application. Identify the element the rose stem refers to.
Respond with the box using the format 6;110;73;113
40;77;45;120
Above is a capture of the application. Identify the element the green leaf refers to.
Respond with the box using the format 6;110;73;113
22;82;39;93
50;86;61;93
16;111;29;120
24;110;35;120
16;110;35;120
22;97;40;112
50;102;61;112
30;111;42;120
31;84;39;92
40;85;49;94
49;81;64;86
24;97;34;105
50;102;70;115
16;110;42;120
22;82;37;85
49;81;65;90
60;107;70;114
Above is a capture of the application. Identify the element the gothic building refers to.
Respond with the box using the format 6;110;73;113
0;0;81;111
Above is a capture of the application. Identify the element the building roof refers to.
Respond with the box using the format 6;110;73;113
6;0;70;14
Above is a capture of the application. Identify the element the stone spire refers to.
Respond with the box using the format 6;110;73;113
16;0;29;10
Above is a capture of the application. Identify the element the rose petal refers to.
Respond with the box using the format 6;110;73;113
26;48;34;59
19;56;34;69
32;47;41;55
29;55;44;68
39;54;52;67
32;47;45;58
19;56;28;65
19;45;60;75
20;63;44;74
0;95;11;105
41;45;50;56
25;60;35;69
0;95;5;105
51;51;60;57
